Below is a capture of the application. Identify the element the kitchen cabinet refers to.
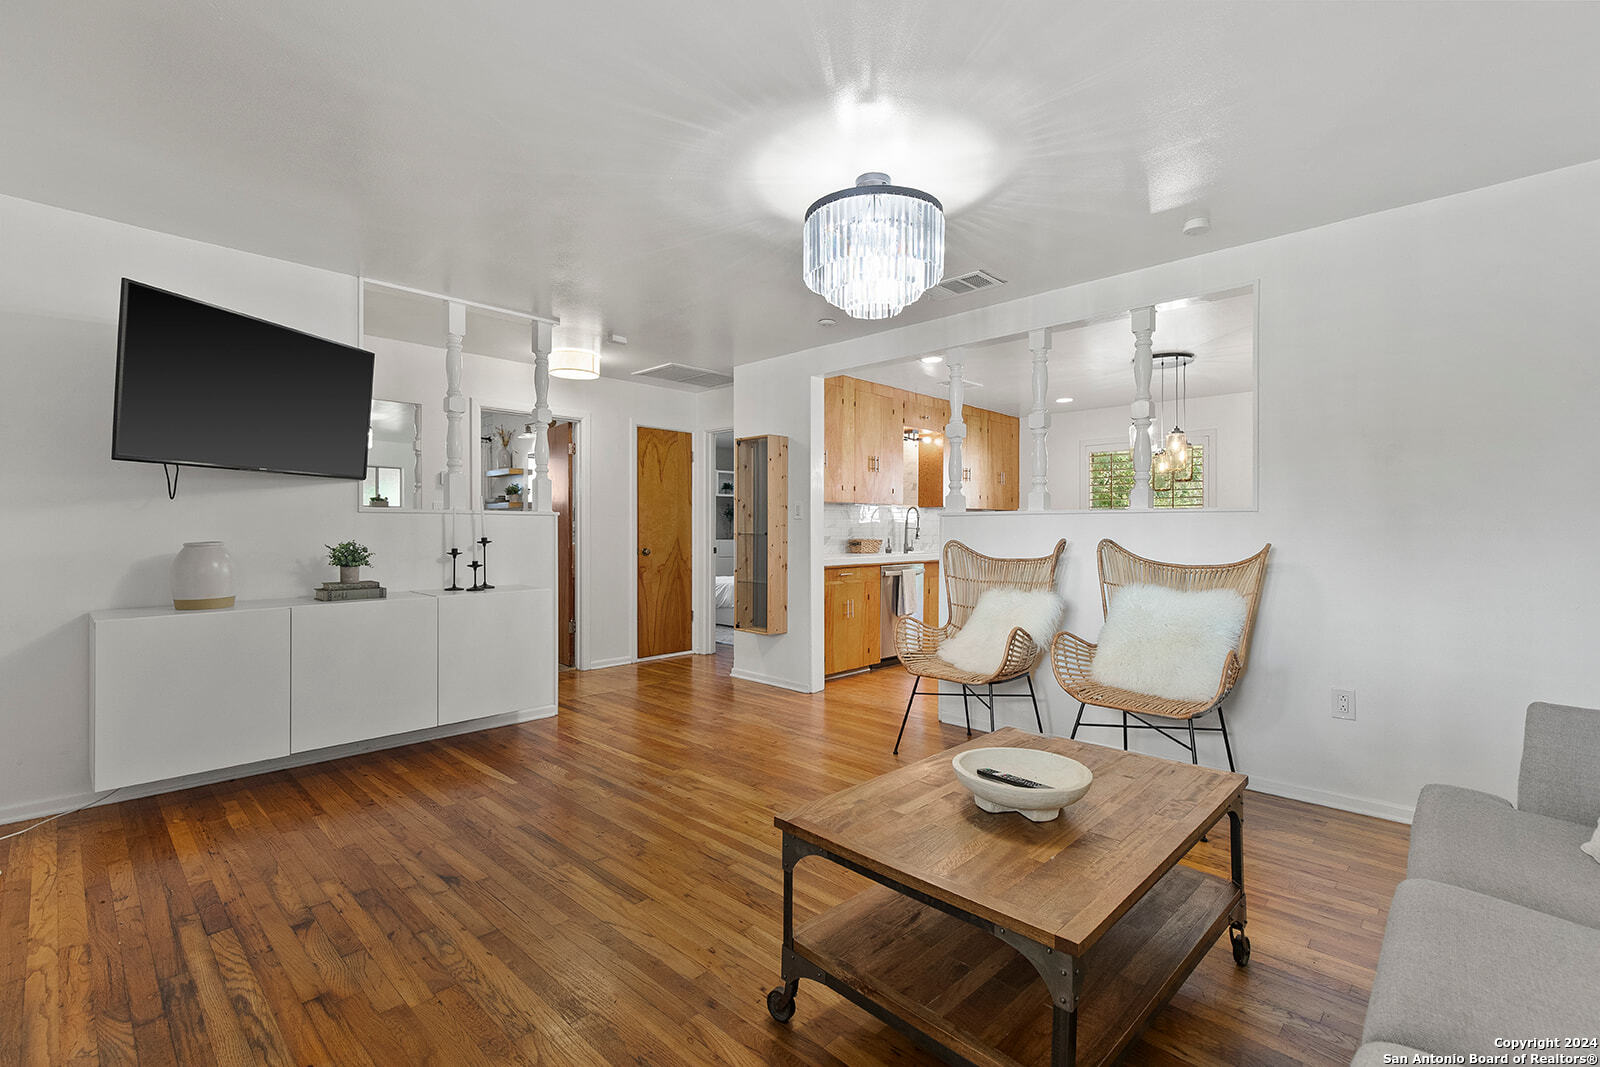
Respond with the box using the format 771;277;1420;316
824;565;880;674
823;375;1016;510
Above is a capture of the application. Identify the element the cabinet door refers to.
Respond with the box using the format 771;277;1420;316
825;566;880;674
963;406;990;509
291;596;438;753
923;561;941;629
93;608;291;790
857;390;903;504
991;414;1020;510
824;376;857;502
917;435;945;508
437;587;556;724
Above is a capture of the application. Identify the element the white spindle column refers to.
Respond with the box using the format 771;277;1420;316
442;301;468;510
1026;328;1052;510
1129;306;1156;511
944;353;968;512
528;321;555;514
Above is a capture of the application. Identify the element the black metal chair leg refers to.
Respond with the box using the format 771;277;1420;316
1025;674;1044;735
962;686;971;736
988;683;995;733
1187;719;1199;764
893;677;918;755
1217;704;1236;772
1070;702;1085;739
1121;711;1129;751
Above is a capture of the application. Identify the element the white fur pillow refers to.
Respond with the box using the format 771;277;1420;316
1090;584;1249;702
938;588;1064;675
1583;818;1600;865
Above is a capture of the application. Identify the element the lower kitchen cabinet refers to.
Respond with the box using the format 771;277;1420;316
824;565;880;675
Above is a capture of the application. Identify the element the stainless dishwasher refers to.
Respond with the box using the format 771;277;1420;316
880;563;925;662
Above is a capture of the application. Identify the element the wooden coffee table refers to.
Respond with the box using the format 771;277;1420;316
766;727;1250;1067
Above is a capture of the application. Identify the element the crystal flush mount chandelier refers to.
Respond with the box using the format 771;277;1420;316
802;172;945;320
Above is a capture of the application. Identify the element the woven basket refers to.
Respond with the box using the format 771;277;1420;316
846;538;884;554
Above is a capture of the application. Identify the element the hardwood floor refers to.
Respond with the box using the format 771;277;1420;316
0;650;1409;1066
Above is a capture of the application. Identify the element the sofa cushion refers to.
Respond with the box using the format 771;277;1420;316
1362;879;1600;1054
1351;1043;1424;1066
1519;701;1600;827
1409;783;1600;930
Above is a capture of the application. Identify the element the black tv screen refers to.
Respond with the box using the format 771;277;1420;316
113;279;375;479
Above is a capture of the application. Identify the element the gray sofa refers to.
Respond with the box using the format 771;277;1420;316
1352;702;1600;1065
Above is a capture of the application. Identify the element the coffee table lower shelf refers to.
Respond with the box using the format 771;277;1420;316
789;863;1241;1067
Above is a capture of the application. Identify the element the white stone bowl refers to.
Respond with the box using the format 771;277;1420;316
952;747;1094;822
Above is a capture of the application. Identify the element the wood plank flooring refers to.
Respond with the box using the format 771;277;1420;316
0;650;1410;1066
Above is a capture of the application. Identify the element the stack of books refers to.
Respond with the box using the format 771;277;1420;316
314;580;387;602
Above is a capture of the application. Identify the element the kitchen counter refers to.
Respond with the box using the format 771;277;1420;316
821;550;940;568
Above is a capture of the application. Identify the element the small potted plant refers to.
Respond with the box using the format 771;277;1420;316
367;493;389;507
505;482;522;507
326;540;374;583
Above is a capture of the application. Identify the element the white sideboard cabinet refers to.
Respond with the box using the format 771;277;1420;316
91;585;557;793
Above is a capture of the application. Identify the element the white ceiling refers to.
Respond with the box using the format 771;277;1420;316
6;2;1600;377
854;288;1255;415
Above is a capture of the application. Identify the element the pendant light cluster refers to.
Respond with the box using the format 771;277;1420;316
802;172;945;320
1151;352;1195;479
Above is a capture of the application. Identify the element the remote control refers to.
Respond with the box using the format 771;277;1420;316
975;767;1048;789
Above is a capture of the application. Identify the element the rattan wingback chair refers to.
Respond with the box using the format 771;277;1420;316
892;539;1067;754
1050;539;1269;770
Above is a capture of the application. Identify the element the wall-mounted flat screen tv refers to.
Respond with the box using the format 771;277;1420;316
113;279;375;479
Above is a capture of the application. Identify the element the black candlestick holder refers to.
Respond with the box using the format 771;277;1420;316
468;559;484;592
477;536;495;590
445;547;463;591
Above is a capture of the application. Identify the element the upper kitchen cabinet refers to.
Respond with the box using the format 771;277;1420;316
823;375;1017;510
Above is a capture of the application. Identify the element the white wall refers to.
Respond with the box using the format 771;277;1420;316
1020;391;1255;510
0;194;556;822
735;159;1600;819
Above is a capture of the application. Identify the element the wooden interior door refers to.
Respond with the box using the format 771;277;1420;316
637;427;693;659
549;420;576;666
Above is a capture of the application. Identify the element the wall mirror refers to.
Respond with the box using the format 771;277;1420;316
849;284;1258;512
358;398;423;510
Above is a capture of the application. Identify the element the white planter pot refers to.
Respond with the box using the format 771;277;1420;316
172;541;235;611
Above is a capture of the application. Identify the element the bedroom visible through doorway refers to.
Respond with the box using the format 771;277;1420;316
713;429;735;651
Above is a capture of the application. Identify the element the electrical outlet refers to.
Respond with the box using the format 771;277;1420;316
1332;688;1356;721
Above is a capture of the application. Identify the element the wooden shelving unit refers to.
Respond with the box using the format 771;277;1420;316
735;435;787;634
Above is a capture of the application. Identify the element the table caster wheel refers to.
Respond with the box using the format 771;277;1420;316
766;986;796;1023
1229;925;1251;966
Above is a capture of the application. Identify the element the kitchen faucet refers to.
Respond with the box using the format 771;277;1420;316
902;507;920;553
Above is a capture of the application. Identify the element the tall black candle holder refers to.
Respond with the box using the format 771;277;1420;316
468;559;484;592
445;547;463;591
476;536;495;590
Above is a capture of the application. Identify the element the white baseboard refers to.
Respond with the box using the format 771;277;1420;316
931;710;1416;826
583;656;634;670
731;667;817;694
1245;775;1415;825
0;704;559;830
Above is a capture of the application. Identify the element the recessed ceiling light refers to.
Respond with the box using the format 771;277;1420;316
817;317;837;327
919;355;944;364
1056;396;1074;403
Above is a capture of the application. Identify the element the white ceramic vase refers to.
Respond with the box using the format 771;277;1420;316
172;541;235;611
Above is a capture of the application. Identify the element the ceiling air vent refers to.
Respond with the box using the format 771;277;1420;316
631;362;735;390
927;269;1007;301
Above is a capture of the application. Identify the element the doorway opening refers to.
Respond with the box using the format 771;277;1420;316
711;429;735;655
550;418;578;668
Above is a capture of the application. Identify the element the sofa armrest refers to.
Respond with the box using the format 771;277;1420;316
1517;701;1600;826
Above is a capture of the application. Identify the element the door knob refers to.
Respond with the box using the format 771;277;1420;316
641;547;652;556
